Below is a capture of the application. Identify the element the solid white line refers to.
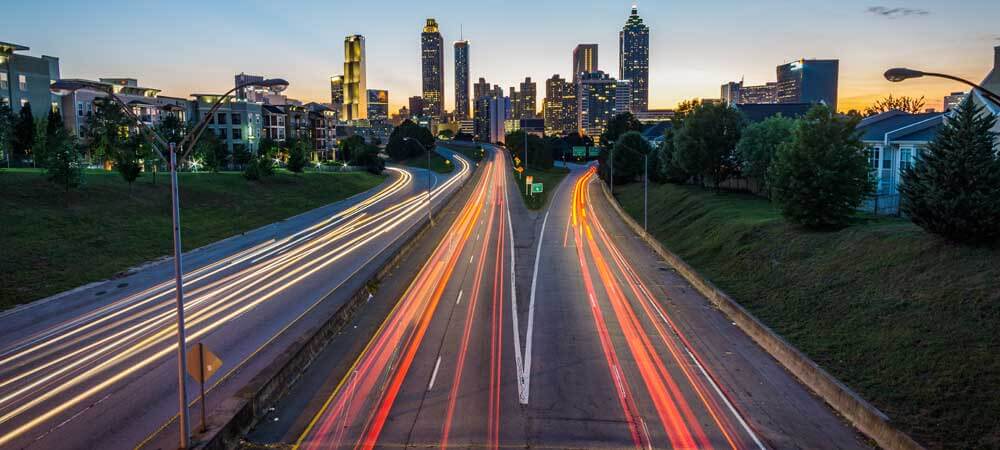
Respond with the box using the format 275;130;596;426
456;290;463;305
520;210;549;405
469;255;474;264
427;356;442;391
503;174;526;406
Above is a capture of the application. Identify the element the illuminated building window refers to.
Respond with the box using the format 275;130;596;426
19;74;27;91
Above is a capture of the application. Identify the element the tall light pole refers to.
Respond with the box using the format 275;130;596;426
52;77;288;449
884;68;1000;104
403;137;434;225
644;152;648;231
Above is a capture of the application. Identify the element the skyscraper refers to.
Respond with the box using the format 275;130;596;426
408;96;425;118
342;35;367;121
454;40;470;120
509;86;521;121
421;19;445;121
615;79;632;115
330;75;344;113
619;6;649;112
775;59;839;111
577;71;617;141
544;74;576;136
572;44;598;84
367;89;388;121
519;77;537;119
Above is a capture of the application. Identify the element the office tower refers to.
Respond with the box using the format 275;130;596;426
472;78;491;140
721;81;742;105
509;86;521;120
572;44;598;84
422;18;445;120
943;91;967;111
488;93;511;144
577;71;617;141
619;6;649;112
519;77;537;119
367;89;388;121
235;73;265;102
615;79;632;115
330;75;344;114
408;96;425;118
775;59;839;111
454;40;470;119
544;75;567;135
343;35;367;120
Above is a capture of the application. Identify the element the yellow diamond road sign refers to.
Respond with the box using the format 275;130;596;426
186;343;222;383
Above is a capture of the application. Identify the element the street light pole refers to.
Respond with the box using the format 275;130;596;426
51;77;288;449
644;152;648;231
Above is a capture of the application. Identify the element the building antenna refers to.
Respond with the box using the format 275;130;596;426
461;24;464;41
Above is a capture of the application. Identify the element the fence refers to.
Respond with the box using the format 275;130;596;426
860;193;901;216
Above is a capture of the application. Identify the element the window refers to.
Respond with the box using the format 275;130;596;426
232;128;241;141
77;102;84;117
20;98;28;108
0;72;7;90
19;74;27;91
900;147;914;172
217;128;227;139
217;112;227;125
231;113;241;125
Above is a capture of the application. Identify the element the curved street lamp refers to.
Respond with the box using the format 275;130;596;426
883;68;1000;104
51;77;288;449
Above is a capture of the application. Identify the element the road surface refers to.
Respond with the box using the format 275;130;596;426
285;155;868;449
0;152;471;450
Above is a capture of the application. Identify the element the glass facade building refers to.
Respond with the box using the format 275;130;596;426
619;6;649;112
454;40;470;120
775;59;839;111
421;19;445;121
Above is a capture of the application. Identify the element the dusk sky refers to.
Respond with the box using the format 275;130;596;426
7;0;999;112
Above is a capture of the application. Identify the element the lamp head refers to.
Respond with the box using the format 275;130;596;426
258;78;289;92
884;68;925;83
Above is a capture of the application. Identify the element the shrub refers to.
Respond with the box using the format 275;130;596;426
673;102;744;189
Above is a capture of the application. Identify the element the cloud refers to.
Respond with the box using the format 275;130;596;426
866;6;930;18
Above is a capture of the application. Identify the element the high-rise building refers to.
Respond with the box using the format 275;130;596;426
577;71;617;140
472;78;491;141
775;59;839;111
721;81;741;105
572;44;598;84
408;96;425;118
330;75;344;114
544;74;572;136
519;77;537;119
454;40;470;119
488;92;511;144
342;35;367;121
615;79;632;115
619;6;649;112
421;19;445;121
367;89;389;121
509;86;521;121
943;91;967;111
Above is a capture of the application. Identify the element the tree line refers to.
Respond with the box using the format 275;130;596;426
599;97;1000;244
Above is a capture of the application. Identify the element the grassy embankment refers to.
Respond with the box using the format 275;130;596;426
613;182;998;449
0;169;385;309
512;166;569;210
396;151;455;174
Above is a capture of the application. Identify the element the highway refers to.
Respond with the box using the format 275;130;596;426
288;153;868;449
0;152;472;450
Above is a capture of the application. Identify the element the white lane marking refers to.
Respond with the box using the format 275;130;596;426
456;290;463;305
477;232;481;241
469;255;474;264
504;175;526;406
428;356;442;391
519;210;549;405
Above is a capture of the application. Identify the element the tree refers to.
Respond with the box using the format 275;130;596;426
13;103;35;163
506;130;553;170
350;144;386;175
45;128;84;192
32;116;48;168
454;131;474;141
599;112;643;149
657;128;690;184
864;94;926;116
673;102;745;189
111;135;148;191
899;97;1000;243
338;135;366;163
438;129;455;139
286;138;308;173
601;131;651;184
0;103;13;167
386;119;434;160
673;99;701;125
192;131;226;173
770;105;873;228
736;115;796;194
83;99;130;166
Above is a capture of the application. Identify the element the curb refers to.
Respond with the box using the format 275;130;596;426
189;159;481;450
597;180;924;450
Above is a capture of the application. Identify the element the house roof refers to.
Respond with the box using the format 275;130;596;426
856;110;943;144
0;41;29;53
734;103;813;123
980;46;1000;95
262;105;285;114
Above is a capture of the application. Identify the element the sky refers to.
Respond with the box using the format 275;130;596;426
6;0;999;113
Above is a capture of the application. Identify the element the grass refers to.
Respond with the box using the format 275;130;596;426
437;141;485;162
512;166;570;210
396;151;455;174
0;169;385;310
613;182;999;449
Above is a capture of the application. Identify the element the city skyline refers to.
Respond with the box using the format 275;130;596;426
6;0;999;113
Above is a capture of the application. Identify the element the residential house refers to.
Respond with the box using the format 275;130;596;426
855;110;944;213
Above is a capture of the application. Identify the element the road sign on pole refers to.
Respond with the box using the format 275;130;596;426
525;175;533;186
186;343;222;433
572;146;586;157
531;183;544;194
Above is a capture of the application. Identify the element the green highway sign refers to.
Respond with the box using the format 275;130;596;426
531;183;543;194
588;146;601;157
572;146;586;157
